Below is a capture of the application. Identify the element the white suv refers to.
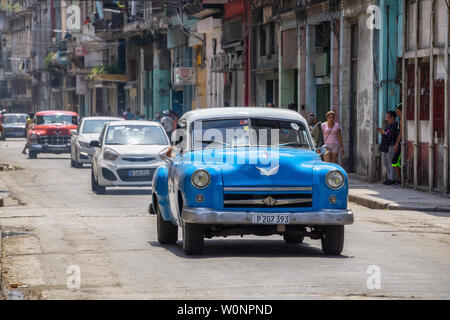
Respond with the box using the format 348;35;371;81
90;120;170;194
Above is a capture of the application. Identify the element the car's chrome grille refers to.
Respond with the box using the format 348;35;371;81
116;168;156;182
37;135;71;145
223;187;313;208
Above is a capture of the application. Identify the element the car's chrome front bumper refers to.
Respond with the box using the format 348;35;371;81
182;207;354;225
29;143;70;153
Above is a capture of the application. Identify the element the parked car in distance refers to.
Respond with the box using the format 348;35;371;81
151;107;354;255
27;110;78;159
90;120;170;194
70;116;122;168
0;113;28;138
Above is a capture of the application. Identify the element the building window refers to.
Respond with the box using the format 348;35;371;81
260;26;266;56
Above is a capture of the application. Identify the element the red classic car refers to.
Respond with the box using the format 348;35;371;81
27;110;79;159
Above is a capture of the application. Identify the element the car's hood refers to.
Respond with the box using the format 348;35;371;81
2;123;26;128
79;133;101;143
185;147;320;187
32;124;77;135
105;144;169;155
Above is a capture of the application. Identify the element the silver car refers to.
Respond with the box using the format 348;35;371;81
70;116;122;168
1;113;28;138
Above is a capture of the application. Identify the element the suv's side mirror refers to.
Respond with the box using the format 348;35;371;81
90;140;100;148
176;123;186;129
70;129;78;135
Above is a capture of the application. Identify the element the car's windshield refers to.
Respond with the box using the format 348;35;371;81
36;114;78;125
82;119;118;134
105;125;168;145
192;118;313;150
2;114;27;124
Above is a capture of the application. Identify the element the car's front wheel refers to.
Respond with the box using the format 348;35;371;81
91;169;105;194
321;225;344;255
156;201;177;244
182;223;204;255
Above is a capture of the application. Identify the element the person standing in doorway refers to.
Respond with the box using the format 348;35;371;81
321;110;344;163
377;111;399;185
391;104;403;186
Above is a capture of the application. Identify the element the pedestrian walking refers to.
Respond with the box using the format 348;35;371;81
391;104;403;186
170;110;179;131
135;110;141;120
160;110;174;138
266;102;275;108
321;110;344;163
22;112;34;154
377;110;399;185
123;108;133;120
105;106;112;116
288;102;298;112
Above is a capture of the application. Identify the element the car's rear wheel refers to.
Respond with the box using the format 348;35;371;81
283;233;304;244
28;150;37;159
156;201;177;244
182;223;204;255
321;225;344;255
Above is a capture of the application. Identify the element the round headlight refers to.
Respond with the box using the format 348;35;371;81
326;170;344;189
191;169;211;189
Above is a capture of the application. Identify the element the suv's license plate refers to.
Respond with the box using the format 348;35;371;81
251;214;290;224
129;169;151;177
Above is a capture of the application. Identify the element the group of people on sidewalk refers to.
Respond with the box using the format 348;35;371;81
377;104;402;186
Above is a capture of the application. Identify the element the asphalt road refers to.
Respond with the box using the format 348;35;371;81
0;138;449;299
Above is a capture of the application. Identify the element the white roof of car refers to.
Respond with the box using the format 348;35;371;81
82;116;123;121
181;107;308;125
109;120;161;126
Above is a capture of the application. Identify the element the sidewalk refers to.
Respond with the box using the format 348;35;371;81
348;173;450;212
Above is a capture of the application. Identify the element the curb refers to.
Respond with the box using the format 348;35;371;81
349;193;450;212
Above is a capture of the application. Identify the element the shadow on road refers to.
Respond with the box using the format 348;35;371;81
149;239;352;259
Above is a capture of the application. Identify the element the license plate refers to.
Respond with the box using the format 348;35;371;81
251;214;290;224
128;169;151;177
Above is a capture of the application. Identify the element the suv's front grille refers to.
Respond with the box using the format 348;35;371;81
223;187;313;208
117;168;156;182
37;135;70;145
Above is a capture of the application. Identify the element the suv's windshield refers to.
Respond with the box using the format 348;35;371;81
82;119;118;134
105;125;168;145
192;118;313;150
36;115;78;125
2;114;27;124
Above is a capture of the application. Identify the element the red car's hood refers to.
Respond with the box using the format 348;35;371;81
32;124;78;136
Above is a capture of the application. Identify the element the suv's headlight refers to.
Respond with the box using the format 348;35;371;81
191;169;211;189
326;170;344;189
103;148;119;161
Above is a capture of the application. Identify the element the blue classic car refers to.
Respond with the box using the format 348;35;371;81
151;107;353;255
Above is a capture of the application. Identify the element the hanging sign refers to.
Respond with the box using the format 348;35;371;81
174;67;196;86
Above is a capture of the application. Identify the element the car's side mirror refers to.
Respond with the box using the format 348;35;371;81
316;144;329;156
90;140;100;148
176;123;186;129
70;129;78;135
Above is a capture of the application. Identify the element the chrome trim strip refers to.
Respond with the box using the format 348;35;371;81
223;198;312;205
223;187;312;192
182;207;354;225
